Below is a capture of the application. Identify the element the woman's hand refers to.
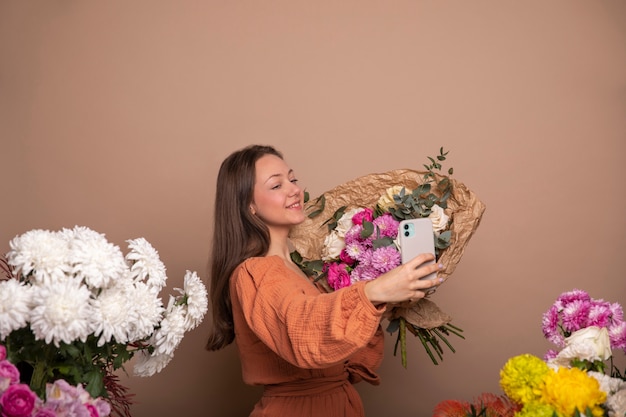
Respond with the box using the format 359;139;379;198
363;253;443;305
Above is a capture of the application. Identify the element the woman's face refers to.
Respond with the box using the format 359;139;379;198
251;154;305;231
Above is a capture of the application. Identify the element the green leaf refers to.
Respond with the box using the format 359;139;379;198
360;221;374;239
372;237;395;249
290;251;303;264
415;183;431;196
386;319;400;333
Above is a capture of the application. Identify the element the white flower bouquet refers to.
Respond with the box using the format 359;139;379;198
0;226;208;416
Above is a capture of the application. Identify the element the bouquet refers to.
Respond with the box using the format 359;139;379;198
0;226;209;417
289;148;486;367
542;289;626;374
434;289;626;417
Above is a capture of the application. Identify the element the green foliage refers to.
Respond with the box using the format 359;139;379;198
5;325;140;399
387;147;453;221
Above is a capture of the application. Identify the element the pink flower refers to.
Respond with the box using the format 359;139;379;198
351;264;379;282
0;383;38;417
561;300;591;333
0;360;21;391
339;249;355;266
351;208;373;225
542;305;563;345
588;300;613;328
344;225;363;245
609;321;626;351
326;263;351;290
372;214;400;239
371;246;401;273
555;289;591;308
33;407;57;417
0;345;6;361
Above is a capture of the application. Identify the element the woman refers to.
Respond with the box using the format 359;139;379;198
206;144;442;416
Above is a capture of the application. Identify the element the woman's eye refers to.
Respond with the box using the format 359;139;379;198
290;178;299;184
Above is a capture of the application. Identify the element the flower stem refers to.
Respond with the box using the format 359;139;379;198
399;317;407;368
29;359;48;399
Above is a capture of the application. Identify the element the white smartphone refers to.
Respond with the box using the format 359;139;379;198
398;218;437;281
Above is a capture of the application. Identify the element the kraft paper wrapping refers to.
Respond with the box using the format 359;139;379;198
289;169;486;329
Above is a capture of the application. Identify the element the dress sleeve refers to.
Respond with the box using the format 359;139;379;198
232;257;385;369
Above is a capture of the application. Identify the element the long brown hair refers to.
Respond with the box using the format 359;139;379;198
205;144;283;351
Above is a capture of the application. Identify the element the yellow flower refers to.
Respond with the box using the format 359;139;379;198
541;367;606;417
516;402;558;417
376;186;406;211
499;354;550;404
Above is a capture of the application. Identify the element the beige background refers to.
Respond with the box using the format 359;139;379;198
1;1;625;416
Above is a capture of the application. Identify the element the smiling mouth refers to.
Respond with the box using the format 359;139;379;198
287;202;301;209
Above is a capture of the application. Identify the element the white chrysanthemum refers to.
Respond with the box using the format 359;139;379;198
133;347;174;377
0;279;32;340
125;238;167;292
29;278;94;346
175;270;208;331
7;229;71;284
153;298;186;356
126;282;164;341
65;226;128;289
91;285;136;346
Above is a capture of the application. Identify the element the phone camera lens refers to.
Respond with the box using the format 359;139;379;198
404;231;409;237
403;224;409;230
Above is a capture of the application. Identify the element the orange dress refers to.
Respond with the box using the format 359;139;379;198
230;256;386;417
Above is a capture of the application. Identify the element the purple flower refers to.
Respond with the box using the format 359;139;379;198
555;289;590;308
0;360;21;391
543;349;559;361
0;383;38;417
371;246;401;273
609;301;624;323
587;300;613;328
351;264;379;282
344;241;366;262
372;214;400;239
354;248;373;266
352;208;374;225
344;225;363;245
326;263;351;290
33;407;57;417
87;398;111;417
561;300;591;333
542;305;564;346
609;321;626;351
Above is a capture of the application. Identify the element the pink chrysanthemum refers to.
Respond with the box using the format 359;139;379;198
609;321;626;351
543;349;559;362
344;241;366;262
344;225;364;245
587;300;613;328
371;246;401;273
372;213;400;239
609;301;624;323
542;306;563;346
355;248;373;265
561;300;591;334
555;289;591;308
351;264;379;282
